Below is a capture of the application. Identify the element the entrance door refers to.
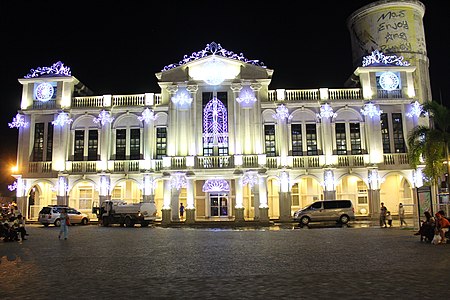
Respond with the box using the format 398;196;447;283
210;193;228;217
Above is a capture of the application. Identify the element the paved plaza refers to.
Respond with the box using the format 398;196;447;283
1;223;449;299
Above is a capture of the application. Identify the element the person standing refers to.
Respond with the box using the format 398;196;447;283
179;203;185;220
58;208;70;240
386;211;393;227
398;203;407;227
380;202;387;228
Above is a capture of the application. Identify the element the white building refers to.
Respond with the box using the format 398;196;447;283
10;0;433;224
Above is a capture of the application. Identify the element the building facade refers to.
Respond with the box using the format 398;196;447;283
10;0;432;224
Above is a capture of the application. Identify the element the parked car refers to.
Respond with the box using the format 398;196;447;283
293;200;355;226
38;206;90;227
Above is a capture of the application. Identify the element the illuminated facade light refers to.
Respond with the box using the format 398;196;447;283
203;97;229;148
24;61;71;78
322;170;337;191
8;181;18;191
170;173;187;190
367;169;385;190
171;90;193;106
52;112;73;127
138;108;157;124
236;86;257;106
317;104;337;119
8;113;28;128
202;179;230;192
361;102;382;118
241;172;258;188
406;101;427;118
362;50;410;67
273;104;291;121
93;110;114;125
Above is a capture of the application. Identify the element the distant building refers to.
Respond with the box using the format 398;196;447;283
10;1;432;223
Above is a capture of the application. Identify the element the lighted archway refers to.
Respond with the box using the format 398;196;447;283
380;172;414;215
335;174;369;215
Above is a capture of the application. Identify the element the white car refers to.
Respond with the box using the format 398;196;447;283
38;206;90;227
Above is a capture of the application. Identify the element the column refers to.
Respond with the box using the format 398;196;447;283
99;174;111;205
368;168;381;219
258;172;269;223
99;110;113;171
186;85;198;156
142;109;156;170
323;169;336;200
278;171;292;222
234;171;245;222
57;174;69;206
274;105;289;167
318;104;335;166
161;173;172;224
185;172;195;224
12;175;27;219
142;173;155;204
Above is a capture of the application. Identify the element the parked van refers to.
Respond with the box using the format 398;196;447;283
293;200;355;226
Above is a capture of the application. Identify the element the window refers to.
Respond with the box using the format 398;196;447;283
291;124;302;156
381;113;391;153
156;127;167;159
202;92;229;156
392;113;406;153
306;124;318;156
335;123;347;155
46;122;53;161
264;124;276;157
116;129;126;160
311;202;322;209
324;201;339;209
350;123;362;155
291;183;300;206
74;130;85;161
33;123;45;162
130;128;140;160
87;130;98;161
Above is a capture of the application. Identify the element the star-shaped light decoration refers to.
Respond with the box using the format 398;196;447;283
93;110;114;125
406;101;427;118
138;108;157;124
171;90;193;106
8;113;29;128
236;86;257;106
52;112;73;127
170;173;187;190
361;102;383;118
202;179;230;192
272;104;291;121
317;104;337;119
241;172;258;188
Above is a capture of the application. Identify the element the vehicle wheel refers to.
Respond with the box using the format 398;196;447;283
102;217;109;227
141;222;149;227
81;218;89;225
124;217;134;227
55;219;61;227
339;215;350;224
300;216;310;226
43;224;49;227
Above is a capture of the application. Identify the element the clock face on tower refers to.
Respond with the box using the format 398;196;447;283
35;82;55;101
378;72;400;91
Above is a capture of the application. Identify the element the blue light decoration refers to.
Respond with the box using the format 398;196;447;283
162;42;266;71
170;173;187;190
361;102;382;118
24;61;71;78
317;104;337;119
138;108;157;124
8;113;29;128
202;179;230;192
171;90;193;107
241;171;258;188
272;104;291;121
406;101;427;118
203;96;229;148
236;86;257;107
52;112;73;127
8;181;18;191
362;50;410;67
93;110;114;125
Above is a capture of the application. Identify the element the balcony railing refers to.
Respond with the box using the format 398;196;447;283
267;88;362;102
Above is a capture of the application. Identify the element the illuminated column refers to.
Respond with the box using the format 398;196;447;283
166;85;178;157
234;172;245;222
52;112;72;172
323;169;336;200
317;104;335;166
273;104;290;167
57;174;69;206
231;83;243;155
139;108;156;170
12;175;27;219
258;172;269;223
185;172;195;224
412;167;424;230
94;110;114;171
367;168;382;219
361;103;383;164
187;85;198;156
278;171;292;222
99;174;111;205
251;83;263;154
142;174;155;203
161;173;172;224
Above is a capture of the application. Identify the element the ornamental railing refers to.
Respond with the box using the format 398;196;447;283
267;88;362;102
71;93;161;108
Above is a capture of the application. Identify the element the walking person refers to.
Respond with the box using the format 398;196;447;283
386;211;393;227
379;202;387;228
58;208;70;240
179;203;185;220
398;203;407;227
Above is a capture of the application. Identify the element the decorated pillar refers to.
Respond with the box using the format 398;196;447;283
139;108;157;170
185;172;196;224
186;85;198;156
94;109;114;171
272;104;290;167
142;173;155;204
51;111;73;171
242;171;259;220
234;171;245;222
278;171;292;222
10;175;27;219
170;172;186;222
162;173;172;224
323;169;336;200
57;174;69;206
317;104;336;166
258;172;269;223
231;83;243;155
361;102;383;164
99;174;111;205
367;167;383;219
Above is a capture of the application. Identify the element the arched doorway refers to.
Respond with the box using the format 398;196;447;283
336;175;369;216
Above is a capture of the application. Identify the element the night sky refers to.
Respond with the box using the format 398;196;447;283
1;0;448;196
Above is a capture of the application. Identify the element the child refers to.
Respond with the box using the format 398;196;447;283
386;211;393;227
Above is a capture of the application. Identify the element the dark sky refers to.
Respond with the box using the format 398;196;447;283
0;0;447;196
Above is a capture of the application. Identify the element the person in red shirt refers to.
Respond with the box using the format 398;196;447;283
435;212;450;244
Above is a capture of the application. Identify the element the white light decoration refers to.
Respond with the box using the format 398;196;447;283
99;176;111;195
170;173;187;190
203;57;227;85
362;50;410;67
8;113;28;128
406;101;427;118
57;177;69;196
317;104;337;119
203;96;229;148
367;169;385;190
273;104;291;121
241;172;258;188
361;102;383;118
279;171;290;193
171;90;193;106
35;82;55;101
138;108;157;124
52;112;73;126
93;110;114;125
143;175;157;195
322;170;337;191
379;71;400;91
236;86;257;106
413;168;424;188
202;179;230;192
8;181;18;191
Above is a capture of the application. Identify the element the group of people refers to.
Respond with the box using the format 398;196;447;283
379;202;408;228
416;210;450;244
1;214;28;242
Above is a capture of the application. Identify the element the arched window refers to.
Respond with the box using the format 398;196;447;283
203;96;229;156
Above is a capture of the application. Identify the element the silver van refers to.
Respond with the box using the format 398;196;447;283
293;200;355;226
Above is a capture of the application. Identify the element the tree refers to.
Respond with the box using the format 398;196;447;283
408;101;450;192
